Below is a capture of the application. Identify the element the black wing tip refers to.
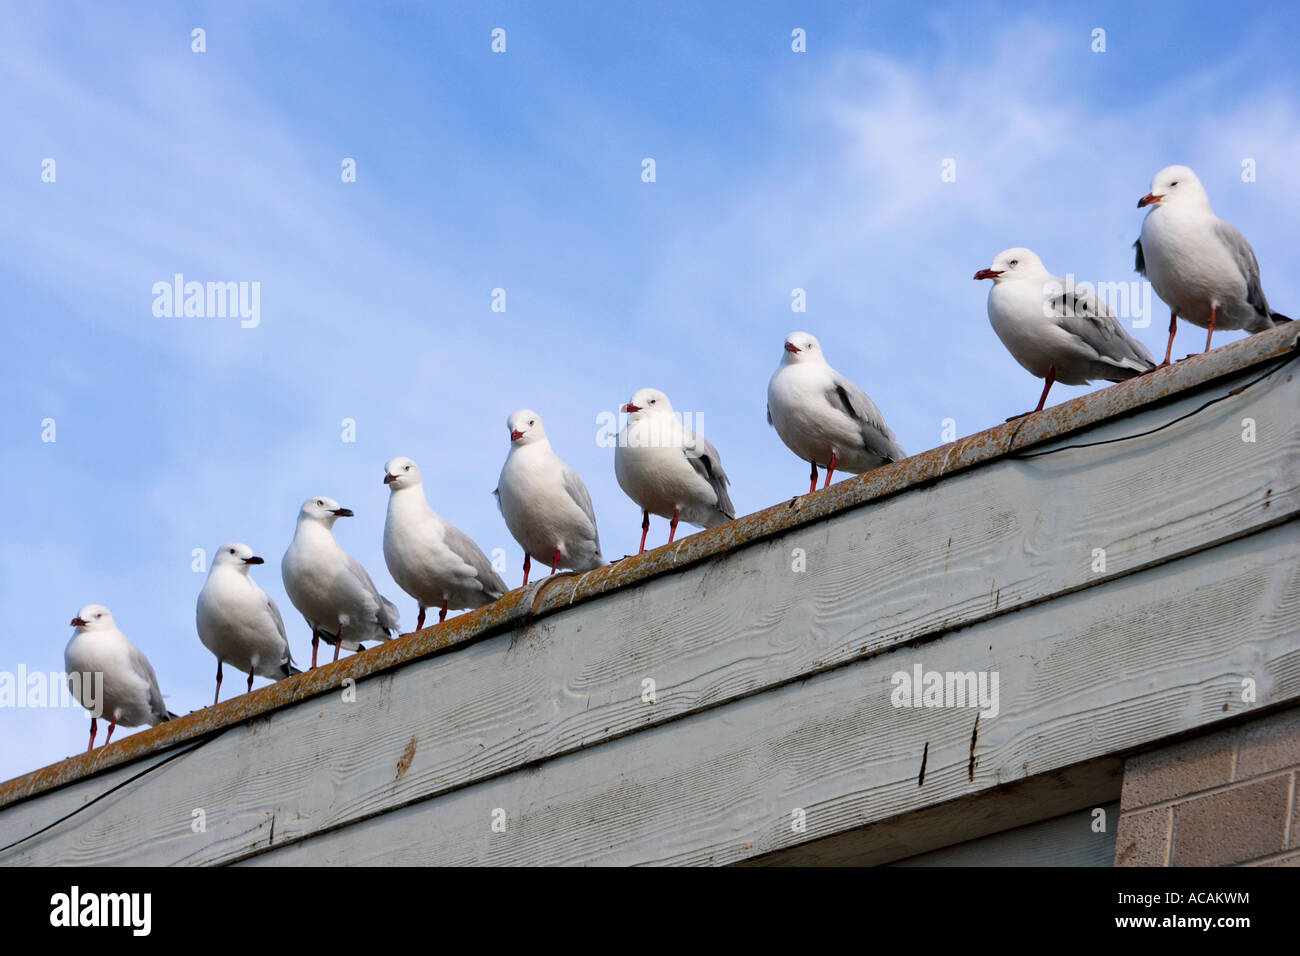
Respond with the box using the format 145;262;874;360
1133;237;1146;275
163;711;178;722
1271;312;1292;323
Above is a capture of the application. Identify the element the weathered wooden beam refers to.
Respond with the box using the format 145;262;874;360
1;324;1296;865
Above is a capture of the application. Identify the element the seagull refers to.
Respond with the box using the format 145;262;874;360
281;496;399;668
383;456;508;630
1136;164;1291;364
495;410;606;586
975;248;1156;416
196;542;300;706
64;604;175;752
767;332;906;493
615;388;734;553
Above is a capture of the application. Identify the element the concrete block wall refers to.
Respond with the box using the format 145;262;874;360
1114;707;1300;866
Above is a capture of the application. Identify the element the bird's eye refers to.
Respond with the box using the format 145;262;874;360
1009;259;1019;267
316;499;323;506
528;420;535;426
95;613;102;619
229;548;235;554
1170;181;1179;187
649;399;656;404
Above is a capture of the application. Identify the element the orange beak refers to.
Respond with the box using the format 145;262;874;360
973;268;1003;280
1137;193;1162;208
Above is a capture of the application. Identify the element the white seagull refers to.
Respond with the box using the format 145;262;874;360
64;604;174;752
495;410;606;586
383;456;508;629
975;248;1156;415
767;332;906;493
281;496;399;668
196;542;300;706
1136;165;1290;364
615;387;734;553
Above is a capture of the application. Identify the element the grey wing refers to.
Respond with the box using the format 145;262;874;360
829;374;906;461
1133;237;1145;276
128;644;170;723
1215;221;1271;317
265;595;296;667
1050;287;1155;371
444;523;508;598
683;432;735;519
766;405;772;427
344;552;400;632
560;464;603;554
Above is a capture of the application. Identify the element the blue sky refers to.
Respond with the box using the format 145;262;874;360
3;1;1298;780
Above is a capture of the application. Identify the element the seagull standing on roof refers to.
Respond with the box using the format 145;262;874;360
383;456;508;630
281;496;399;668
615;388;734;553
1136;164;1291;364
65;604;175;752
495;410;606;586
767;332;906;493
196;542;300;706
975;248;1156;416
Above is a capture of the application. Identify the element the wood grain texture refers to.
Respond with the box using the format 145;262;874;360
240;521;1300;866
1;364;1296;865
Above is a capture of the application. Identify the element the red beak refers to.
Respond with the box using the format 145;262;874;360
623;403;641;413
510;429;524;441
383;473;396;484
1137;193;1162;208
973;268;1003;280
70;617;87;627
784;342;800;354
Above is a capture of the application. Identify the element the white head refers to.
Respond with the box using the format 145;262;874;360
212;542;264;574
507;410;547;447
70;603;114;632
622;387;673;422
383;456;422;491
1139;165;1209;210
974;247;1047;284
297;496;353;525
781;331;827;365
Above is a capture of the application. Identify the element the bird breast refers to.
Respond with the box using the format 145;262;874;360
616;420;709;514
1141;208;1245;326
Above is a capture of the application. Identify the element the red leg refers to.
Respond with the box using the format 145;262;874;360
332;625;343;663
550;549;561;574
522;553;531;587
823;451;837;489
638;510;650;554
808;461;817;495
416;606;426;631
213;659;223;707
311;629;319;670
1204;304;1217;353
1034;366;1057;412
439;600;448;623
87;717;97;753
105;715;118;747
668;506;680;543
1161;310;1177;366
